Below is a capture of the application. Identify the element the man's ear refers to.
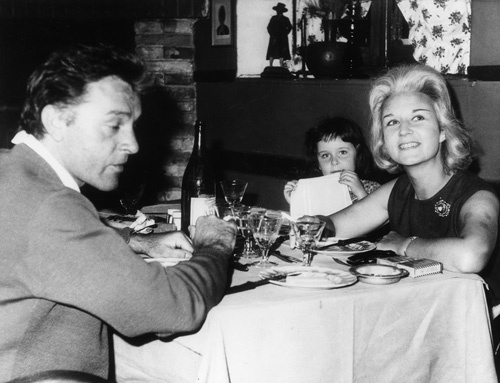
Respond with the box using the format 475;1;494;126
40;105;67;142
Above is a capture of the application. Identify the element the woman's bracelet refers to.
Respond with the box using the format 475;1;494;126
403;236;418;256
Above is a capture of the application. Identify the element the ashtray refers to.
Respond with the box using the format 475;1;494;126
349;264;409;285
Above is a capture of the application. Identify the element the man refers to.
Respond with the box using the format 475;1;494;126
0;44;237;381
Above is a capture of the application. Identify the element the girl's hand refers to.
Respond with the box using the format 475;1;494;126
339;170;367;201
284;180;298;204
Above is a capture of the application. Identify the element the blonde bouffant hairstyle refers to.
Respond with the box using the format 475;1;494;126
369;64;474;174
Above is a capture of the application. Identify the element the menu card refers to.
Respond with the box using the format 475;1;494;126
290;173;352;219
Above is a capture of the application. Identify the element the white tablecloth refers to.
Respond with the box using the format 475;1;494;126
114;253;497;383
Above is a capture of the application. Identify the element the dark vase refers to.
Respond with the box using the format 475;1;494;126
305;41;348;79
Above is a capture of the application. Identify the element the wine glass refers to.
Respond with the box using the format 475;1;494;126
238;206;266;259
291;216;326;266
211;202;237;220
220;180;248;208
119;182;145;215
250;211;283;268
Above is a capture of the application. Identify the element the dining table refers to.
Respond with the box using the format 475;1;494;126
113;242;498;383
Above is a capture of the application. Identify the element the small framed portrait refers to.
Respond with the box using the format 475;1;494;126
212;0;232;46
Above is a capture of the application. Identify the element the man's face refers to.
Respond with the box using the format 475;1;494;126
56;76;141;191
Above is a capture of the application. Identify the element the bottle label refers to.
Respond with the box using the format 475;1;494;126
190;196;216;225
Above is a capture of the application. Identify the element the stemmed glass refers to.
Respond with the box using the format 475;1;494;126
119;182;145;215
250;211;283;268
238;206;266;259
291;216;326;266
220;180;248;209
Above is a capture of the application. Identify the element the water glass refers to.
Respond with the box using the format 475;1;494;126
251;211;283;268
239;206;266;259
292;218;326;266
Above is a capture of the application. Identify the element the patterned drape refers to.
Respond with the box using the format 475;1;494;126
397;0;471;75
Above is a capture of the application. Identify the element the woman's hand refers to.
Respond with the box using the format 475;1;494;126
284;180;298;204
376;231;411;255
339;170;367;201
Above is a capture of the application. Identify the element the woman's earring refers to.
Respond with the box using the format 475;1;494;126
439;131;446;143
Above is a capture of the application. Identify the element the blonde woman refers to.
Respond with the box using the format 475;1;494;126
320;64;498;274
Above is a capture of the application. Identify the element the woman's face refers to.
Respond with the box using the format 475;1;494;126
316;137;357;176
381;92;445;170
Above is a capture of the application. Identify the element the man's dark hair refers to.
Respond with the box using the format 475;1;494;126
19;44;147;138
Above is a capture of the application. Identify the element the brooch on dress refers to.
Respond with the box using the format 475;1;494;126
435;198;451;217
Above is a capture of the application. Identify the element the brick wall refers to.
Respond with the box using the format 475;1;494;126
135;18;197;202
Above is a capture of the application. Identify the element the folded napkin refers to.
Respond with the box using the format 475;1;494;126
129;211;156;234
290;173;352;219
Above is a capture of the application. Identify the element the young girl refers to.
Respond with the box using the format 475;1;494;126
284;116;380;204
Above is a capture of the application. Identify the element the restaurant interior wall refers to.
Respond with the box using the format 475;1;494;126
1;0;500;210
196;0;500;210
0;0;208;208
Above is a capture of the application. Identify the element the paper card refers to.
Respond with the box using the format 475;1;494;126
290;173;352;219
190;197;216;225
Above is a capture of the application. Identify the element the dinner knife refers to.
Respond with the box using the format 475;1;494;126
226;278;280;294
317;235;376;250
226;271;303;294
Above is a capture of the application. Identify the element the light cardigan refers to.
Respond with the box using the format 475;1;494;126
0;144;231;380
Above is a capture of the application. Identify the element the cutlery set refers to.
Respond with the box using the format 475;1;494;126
227;272;301;294
316;235;378;250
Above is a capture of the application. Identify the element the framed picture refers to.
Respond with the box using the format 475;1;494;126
212;0;233;46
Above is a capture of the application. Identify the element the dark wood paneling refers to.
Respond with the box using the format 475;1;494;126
197;78;500;209
0;0;206;19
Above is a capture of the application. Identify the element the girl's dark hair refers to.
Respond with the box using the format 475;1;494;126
304;116;375;178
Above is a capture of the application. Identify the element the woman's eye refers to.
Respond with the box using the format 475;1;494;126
385;119;398;127
339;150;348;156
412;115;425;121
319;153;329;160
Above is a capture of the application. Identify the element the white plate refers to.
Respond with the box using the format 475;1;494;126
143;257;189;267
314;239;376;255
259;266;357;290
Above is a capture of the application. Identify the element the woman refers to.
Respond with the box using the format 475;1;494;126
321;64;498;273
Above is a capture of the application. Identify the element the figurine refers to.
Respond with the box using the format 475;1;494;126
266;2;292;67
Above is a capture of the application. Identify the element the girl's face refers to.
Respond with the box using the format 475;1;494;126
316;137;357;176
381;92;445;169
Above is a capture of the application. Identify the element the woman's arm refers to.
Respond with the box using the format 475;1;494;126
377;190;499;273
321;179;396;237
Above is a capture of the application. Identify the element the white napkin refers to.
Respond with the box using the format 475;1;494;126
290;173;352;219
129;210;156;234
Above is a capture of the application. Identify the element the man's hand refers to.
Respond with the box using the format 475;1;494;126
192;215;237;255
129;230;194;259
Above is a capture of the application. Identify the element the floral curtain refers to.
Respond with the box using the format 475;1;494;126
397;0;471;75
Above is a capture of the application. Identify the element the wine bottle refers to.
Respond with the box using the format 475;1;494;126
181;120;216;233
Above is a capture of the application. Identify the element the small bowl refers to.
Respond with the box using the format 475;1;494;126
349;264;409;285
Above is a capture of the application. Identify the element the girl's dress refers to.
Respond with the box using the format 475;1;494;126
349;179;380;202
